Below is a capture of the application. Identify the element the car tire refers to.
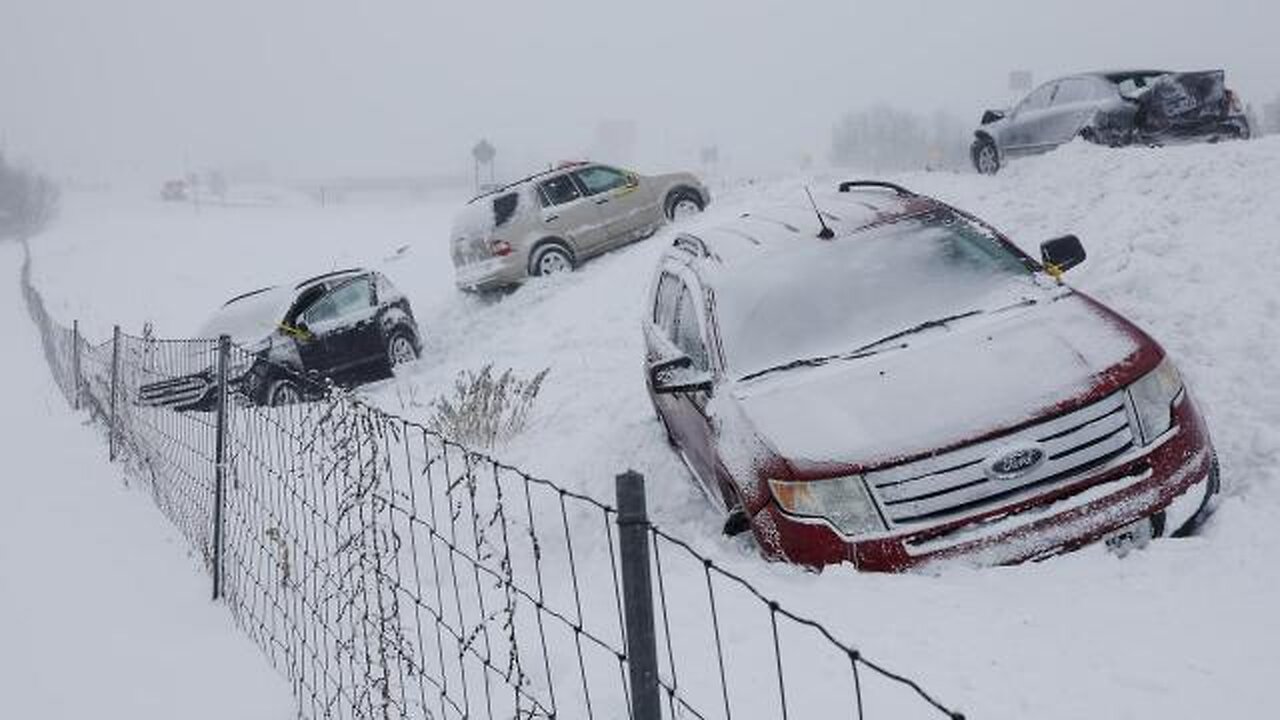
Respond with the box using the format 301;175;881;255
530;243;573;277
971;136;1000;175
665;189;704;220
265;377;302;407
1170;456;1222;538
386;328;419;369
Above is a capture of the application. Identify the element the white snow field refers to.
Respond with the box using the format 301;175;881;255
0;242;293;719
20;139;1280;719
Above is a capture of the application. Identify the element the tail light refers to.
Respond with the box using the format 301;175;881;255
1226;89;1243;114
490;239;513;257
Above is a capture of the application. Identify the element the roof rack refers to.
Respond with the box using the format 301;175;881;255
294;267;364;289
837;180;916;196
222;286;277;307
467;161;593;204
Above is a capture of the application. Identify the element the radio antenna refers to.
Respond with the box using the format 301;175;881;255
805;186;835;239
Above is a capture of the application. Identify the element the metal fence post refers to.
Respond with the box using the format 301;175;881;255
212;334;230;601
71;320;81;410
108;325;121;461
616;470;662;720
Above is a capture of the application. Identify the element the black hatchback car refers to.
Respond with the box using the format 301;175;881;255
972;69;1250;174
139;268;421;410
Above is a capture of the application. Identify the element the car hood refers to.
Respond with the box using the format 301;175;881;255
198;286;294;345
731;292;1149;470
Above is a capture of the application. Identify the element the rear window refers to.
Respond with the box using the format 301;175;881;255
493;192;519;227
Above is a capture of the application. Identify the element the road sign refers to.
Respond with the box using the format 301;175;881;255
472;139;496;164
1009;70;1033;93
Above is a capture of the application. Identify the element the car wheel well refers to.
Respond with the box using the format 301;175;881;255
971;133;1000;174
262;374;301;406
527;238;575;275
664;186;704;218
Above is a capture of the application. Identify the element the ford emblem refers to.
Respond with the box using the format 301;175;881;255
984;444;1046;481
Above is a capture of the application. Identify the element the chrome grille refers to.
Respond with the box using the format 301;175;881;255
137;374;211;408
867;392;1135;526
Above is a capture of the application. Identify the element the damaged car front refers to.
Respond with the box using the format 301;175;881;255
136;287;314;411
972;69;1250;174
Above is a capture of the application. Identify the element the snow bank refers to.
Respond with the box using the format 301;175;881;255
0;243;291;719
22;136;1280;718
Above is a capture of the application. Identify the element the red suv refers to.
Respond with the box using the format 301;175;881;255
643;181;1219;571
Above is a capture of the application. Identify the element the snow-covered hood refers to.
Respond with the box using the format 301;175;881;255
731;291;1146;469
197;286;293;345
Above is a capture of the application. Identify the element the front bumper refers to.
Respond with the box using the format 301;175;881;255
754;391;1217;571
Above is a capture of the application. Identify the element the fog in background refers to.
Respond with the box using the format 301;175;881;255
4;0;1278;183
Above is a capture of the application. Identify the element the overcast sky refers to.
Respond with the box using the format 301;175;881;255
3;0;1276;180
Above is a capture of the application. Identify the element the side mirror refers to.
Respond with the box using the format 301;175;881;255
1040;235;1086;277
626;173;640;188
981;108;1007;125
649;355;712;395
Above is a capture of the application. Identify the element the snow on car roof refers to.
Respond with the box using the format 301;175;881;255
1093;69;1170;82
683;187;941;266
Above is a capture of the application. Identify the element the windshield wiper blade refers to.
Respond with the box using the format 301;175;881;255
738;309;986;383
739;353;842;382
843;309;984;357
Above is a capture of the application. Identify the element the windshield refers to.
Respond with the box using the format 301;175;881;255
197;286;294;342
715;212;1039;380
1114;73;1166;98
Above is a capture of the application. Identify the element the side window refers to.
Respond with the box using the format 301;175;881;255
1053;78;1097;105
672;286;709;371
1019;82;1057;112
492;192;520;226
539;174;581;207
653;272;682;330
302;278;373;326
573;166;629;196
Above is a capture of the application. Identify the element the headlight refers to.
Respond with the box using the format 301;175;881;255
1129;358;1184;445
767;476;885;536
226;352;255;379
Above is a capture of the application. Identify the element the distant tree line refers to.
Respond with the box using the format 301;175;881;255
0;153;59;241
830;105;972;173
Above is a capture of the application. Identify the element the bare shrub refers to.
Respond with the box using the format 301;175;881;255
426;365;549;448
0;152;59;241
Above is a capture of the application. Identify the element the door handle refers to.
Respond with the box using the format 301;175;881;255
594;198;609;205
545;214;559;222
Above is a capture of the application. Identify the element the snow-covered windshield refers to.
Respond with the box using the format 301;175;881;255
197;286;294;343
715;213;1039;380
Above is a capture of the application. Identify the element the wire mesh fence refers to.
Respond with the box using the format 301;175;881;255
18;242;966;720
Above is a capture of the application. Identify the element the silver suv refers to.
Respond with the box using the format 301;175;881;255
451;162;709;290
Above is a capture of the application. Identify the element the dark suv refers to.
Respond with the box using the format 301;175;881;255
643;182;1218;571
139;268;421;409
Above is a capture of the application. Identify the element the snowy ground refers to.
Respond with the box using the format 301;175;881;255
21;140;1280;718
0;242;293;719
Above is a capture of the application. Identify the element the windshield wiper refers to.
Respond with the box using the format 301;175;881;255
739;309;986;383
